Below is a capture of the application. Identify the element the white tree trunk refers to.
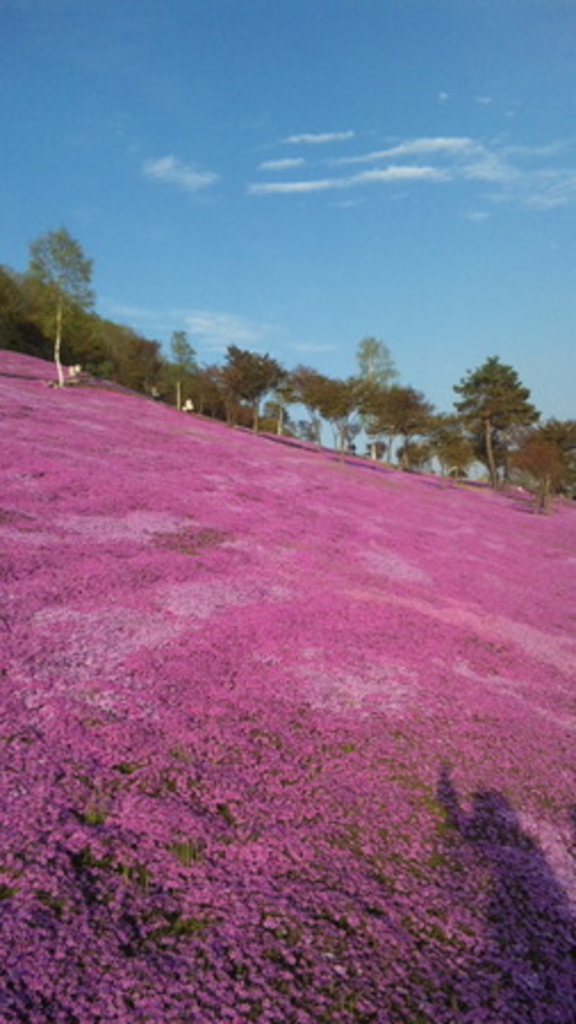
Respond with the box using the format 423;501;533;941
55;299;64;386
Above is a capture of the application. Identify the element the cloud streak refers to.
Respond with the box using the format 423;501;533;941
143;155;219;192
258;158;306;171
183;310;272;352
249;163;448;196
249;178;336;196
282;131;355;145
333;136;481;166
250;133;576;210
100;303;273;355
513;169;576;210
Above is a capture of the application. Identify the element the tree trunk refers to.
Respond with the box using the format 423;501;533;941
537;476;552;514
277;404;284;436
484;417;498;488
55;299;64;386
176;379;182;411
399;437;411;471
225;398;236;427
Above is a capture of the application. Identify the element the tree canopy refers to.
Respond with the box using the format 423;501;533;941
428;414;475;479
511;420;576;511
356;337;397;388
362;384;434;465
454;356;539;488
168;330;198;409
28;228;94;385
222;345;284;430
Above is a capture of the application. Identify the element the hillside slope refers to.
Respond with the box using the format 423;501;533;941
1;351;575;1021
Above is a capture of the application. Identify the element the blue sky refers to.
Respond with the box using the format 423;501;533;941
1;0;575;419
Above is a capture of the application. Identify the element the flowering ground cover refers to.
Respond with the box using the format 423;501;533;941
1;350;575;1022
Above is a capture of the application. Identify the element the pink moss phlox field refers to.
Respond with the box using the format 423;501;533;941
1;352;575;1021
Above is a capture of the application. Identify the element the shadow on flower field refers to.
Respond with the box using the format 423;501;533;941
437;766;576;1021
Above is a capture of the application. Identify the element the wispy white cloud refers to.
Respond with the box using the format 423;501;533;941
258;157;306;171
474;95;493;106
290;342;336;354
517;170;576;210
249;163;448;196
388;137;479;158
502;141;569;160
466;210;492;223
100;303;272;354
143;155;219;192
249;178;336;196
100;302;173;334
352;166;449;185
334;137;480;166
282;131;355;145
183;310;271;352
461;152;518;184
251;132;576;211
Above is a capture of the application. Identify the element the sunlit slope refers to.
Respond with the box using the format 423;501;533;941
1;351;575;1021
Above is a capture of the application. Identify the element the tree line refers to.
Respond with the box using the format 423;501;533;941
1;227;575;511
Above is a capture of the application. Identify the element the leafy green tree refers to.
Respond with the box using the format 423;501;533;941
313;376;360;452
512;436;564;512
261;398;294;436
511;420;576;511
290;366;330;444
95;319;162;393
354;339;398;457
169;330;198;409
0;266;50;357
538;419;576;470
170;330;197;373
359;383;389;459
390;387;434;469
454;356;539;488
28;228;94;385
356;337;397;387
188;365;227;420
363;384;434;468
429;414;475;478
270;376;297;436
222;345;284;431
396;440;433;473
